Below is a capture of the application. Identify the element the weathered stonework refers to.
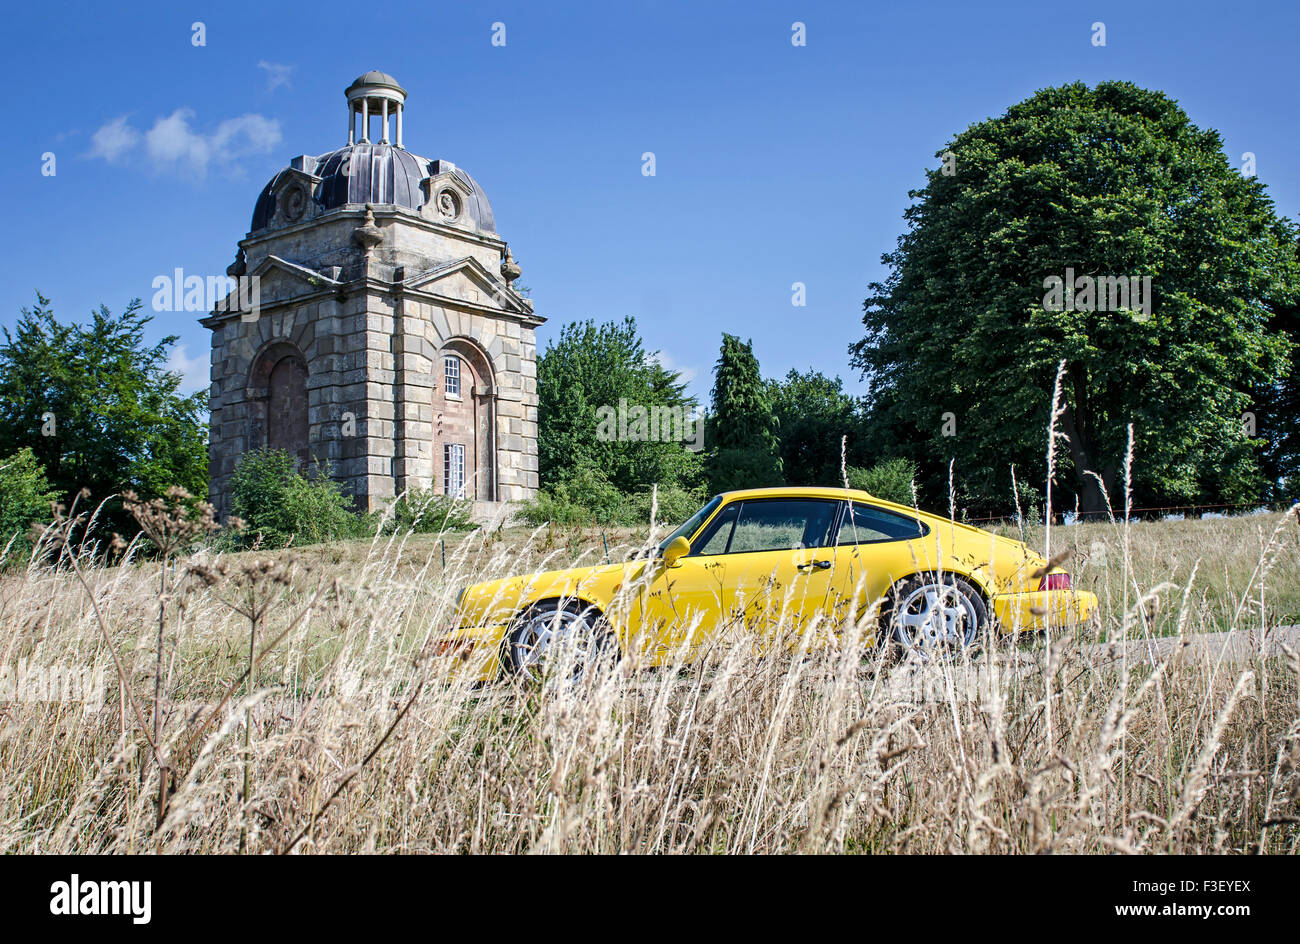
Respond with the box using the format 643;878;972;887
202;71;543;517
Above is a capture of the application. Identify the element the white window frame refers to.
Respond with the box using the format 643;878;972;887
444;443;466;498
444;355;462;399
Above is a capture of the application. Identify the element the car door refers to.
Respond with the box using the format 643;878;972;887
714;498;843;639
825;500;931;640
631;500;739;662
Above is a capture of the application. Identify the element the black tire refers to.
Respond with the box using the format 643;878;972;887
504;599;618;682
880;573;990;660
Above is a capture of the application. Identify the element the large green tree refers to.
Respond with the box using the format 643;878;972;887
769;369;863;485
707;334;782;491
0;294;209;528
1256;235;1300;499
536;317;702;493
852;82;1300;516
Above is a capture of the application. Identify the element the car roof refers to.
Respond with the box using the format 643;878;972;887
718;486;878;502
717;485;938;519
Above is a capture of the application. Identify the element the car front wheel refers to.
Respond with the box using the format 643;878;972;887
505;600;617;683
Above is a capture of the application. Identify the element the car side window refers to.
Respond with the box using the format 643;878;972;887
690;503;738;556
837;502;928;544
724;499;840;554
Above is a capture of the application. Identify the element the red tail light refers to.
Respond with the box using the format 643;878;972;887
1039;573;1072;591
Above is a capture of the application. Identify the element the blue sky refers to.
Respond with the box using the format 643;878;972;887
5;0;1297;403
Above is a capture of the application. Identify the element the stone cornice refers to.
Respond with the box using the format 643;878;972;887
238;204;508;253
199;275;544;329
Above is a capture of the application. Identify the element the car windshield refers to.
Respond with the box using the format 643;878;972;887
656;495;723;555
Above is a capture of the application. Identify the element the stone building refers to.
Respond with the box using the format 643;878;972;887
203;71;543;517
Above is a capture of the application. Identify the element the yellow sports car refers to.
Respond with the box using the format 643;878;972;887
443;487;1097;680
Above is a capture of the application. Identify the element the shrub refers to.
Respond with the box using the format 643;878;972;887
519;468;629;526
846;458;918;506
230;449;360;547
624;484;706;528
519;469;704;528
382;489;477;534
0;448;57;563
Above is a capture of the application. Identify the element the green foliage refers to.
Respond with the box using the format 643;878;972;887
707;334;783;492
0;294;209;532
709;448;783;492
1256;241;1300;498
623;483;705;527
537;317;703;494
0;448;58;562
518;466;704;527
850;82;1300;515
382;489;476;534
846;458;918;506
229;449;360;547
769;369;864;485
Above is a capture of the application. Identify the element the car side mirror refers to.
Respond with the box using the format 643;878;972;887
662;536;690;567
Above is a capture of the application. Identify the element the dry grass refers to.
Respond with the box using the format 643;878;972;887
1;504;1298;854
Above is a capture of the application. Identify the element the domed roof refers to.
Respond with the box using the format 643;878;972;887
346;70;405;95
249;143;496;233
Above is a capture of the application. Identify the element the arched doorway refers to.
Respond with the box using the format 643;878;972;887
434;339;494;500
252;342;311;470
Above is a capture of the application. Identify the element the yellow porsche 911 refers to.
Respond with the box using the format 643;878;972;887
442;487;1097;680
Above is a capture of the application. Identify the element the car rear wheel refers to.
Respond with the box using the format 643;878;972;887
505;600;617;683
883;574;989;660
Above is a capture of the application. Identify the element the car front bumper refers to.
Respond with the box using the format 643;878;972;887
429;624;508;682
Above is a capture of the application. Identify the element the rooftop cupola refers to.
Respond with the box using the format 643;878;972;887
346;71;407;147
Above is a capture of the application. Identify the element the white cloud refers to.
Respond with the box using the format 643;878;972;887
648;349;699;385
258;60;293;93
86;115;140;163
167;344;210;394
211;113;282;158
87;108;281;175
146;108;209;171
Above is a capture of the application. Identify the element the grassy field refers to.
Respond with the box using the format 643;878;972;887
0;505;1298;853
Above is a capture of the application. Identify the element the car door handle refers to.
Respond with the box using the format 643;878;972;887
798;559;832;572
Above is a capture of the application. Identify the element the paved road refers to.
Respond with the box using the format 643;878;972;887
1084;625;1300;667
873;626;1300;703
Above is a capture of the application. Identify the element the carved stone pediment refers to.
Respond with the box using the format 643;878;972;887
402;256;531;314
419;171;474;227
272;161;323;226
204;255;341;322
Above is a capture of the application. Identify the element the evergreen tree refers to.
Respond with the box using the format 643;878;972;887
0;294;209;532
707;334;782;491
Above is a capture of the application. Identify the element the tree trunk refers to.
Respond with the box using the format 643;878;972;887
1059;380;1113;519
